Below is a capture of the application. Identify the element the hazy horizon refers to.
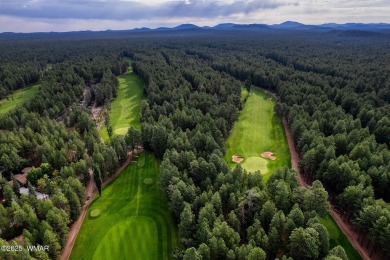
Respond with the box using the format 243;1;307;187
1;0;389;33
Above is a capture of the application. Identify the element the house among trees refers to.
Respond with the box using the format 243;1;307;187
14;174;28;187
12;167;32;187
21;167;32;175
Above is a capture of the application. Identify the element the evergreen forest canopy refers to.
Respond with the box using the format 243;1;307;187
0;29;389;259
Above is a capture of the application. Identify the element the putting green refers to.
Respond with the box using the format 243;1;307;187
242;157;268;174
0;84;40;115
90;209;101;218
100;68;145;141
70;152;177;260
143;178;153;185
225;87;290;181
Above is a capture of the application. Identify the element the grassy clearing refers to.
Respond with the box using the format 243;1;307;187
319;215;362;260
224;87;290;181
70;152;178;260
100;69;144;141
0;84;40;115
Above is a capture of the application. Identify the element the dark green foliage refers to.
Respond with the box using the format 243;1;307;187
136;40;339;259
0;40;129;258
126;126;141;149
93;164;102;196
327;245;348;260
183;247;201;260
1;29;388;258
311;223;330;258
288;227;320;260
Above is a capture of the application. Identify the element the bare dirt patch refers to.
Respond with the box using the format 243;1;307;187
261;151;276;160
91;102;102;121
232;155;244;163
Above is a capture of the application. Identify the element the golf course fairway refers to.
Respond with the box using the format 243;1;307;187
100;68;144;141
70;152;178;260
0;84;40;115
225;87;290;181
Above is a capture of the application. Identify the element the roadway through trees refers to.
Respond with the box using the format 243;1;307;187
282;117;374;260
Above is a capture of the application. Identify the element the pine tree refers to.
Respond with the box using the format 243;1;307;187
93;164;102;196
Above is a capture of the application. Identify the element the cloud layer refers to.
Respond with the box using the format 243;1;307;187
0;0;389;32
0;0;294;20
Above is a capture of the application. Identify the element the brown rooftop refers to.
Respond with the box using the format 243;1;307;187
21;167;32;174
14;174;27;185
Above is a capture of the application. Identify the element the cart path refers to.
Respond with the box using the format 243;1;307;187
282;117;307;188
60;149;139;260
282;117;374;260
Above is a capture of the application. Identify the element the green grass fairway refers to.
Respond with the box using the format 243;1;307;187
100;69;144;141
225;88;290;181
70;152;178;260
0;84;40;115
319;215;362;260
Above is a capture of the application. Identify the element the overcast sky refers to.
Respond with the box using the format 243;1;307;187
0;0;389;33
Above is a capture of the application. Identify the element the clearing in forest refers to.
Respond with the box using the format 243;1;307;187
70;152;178;260
0;84;40;115
224;87;290;181
100;68;144;141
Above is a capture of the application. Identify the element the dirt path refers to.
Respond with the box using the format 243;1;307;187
60;170;95;260
60;149;139;260
330;209;375;260
282;117;374;260
282;118;307;188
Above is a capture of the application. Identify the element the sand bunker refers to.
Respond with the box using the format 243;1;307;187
261;151;276;160
232;155;244;163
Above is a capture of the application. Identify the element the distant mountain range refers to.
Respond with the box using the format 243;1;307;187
2;21;390;36
130;21;390;32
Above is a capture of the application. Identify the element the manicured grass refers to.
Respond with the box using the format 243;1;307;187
90;209;101;218
100;124;110;142
0;84;40;115
319;215;362;260
242;157;268;174
224;87;290;181
100;69;144;141
70;152;178;260
240;87;249;104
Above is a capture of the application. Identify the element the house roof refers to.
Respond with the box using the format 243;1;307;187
14;174;27;185
21;167;32;174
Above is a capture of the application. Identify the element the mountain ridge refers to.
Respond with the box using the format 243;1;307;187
2;21;390;35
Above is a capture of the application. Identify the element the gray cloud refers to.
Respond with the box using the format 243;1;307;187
1;0;389;33
0;0;296;20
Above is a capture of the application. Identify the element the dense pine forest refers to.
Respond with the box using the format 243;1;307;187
0;29;389;259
